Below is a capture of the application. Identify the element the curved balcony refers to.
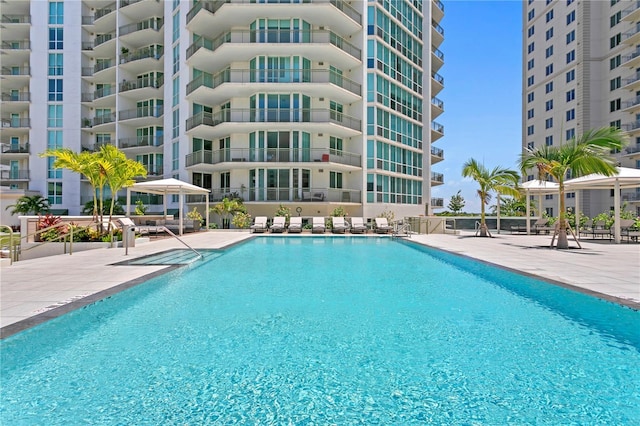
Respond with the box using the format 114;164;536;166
432;0;444;23
1;141;29;155
431;171;444;186
119;0;164;21
119;18;164;46
431;146;444;164
119;47;163;74
431;121;444;142
186;148;361;170
431;96;444;119
432;20;444;48
622;73;640;90
1;92;30;114
0;169;30;182
187;0;361;37
186;108;361;140
118;106;164;127
622;1;640;22
622;48;640;68
119;76;164;99
431;46;444;71
431;72;444;95
0;15;30;40
93;3;116;32
186;68;361;105
186;30;361;72
623;95;640;114
86;114;116;131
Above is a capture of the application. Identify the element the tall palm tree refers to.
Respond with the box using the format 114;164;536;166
462;158;520;237
5;194;50;216
519;126;627;249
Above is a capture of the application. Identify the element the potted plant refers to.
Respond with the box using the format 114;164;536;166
186;207;204;231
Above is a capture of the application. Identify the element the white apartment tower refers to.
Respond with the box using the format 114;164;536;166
0;0;445;220
523;0;640;218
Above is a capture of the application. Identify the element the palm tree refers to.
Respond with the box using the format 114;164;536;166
211;197;246;229
519;126;627;249
5;195;50;216
462;158;520;237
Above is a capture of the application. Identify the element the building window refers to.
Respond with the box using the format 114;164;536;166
610;33;621;49
48;182;62;205
610;55;621;70
610;119;621;129
527;92;535;103
48;28;63;50
173;45;179;75
172;109;179;139
49;2;64;25
545;82;553;93
545;64;554;76
528;42;535;54
545;207;554;216
545;135;553;146
528;26;535;38
527;59;534;70
527;108;535;119
527;141;535;150
545;45;554;58
566;109;575;121
566;30;575;44
48;105;63;127
329;171;343;189
48;79;63;101
566;50;575;63
527;125;534;136
566;69;575;82
610;77;621;91
546;9;554;22
610;98;621;112
172;76;179;107
566;192;575;199
172;141;179;171
48;53;63;76
47;131;63;179
566;89;575;101
546;27;554;40
610;11;621;28
528;9;535;21
566;128;575;140
545;118;553;129
527;76;534;87
567;0;574;4
566;11;575;25
545;195;554;200
172;11;180;42
545;99;553;111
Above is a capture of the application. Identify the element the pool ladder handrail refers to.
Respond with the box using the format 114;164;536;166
392;221;412;238
156;226;203;261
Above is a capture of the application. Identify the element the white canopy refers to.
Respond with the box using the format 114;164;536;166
565;167;640;243
519;180;560;234
126;178;210;235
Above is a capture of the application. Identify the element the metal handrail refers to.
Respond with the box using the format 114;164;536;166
0;225;16;264
152;226;203;260
392;221;412;238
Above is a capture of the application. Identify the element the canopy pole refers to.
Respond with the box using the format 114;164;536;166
526;189;531;235
496;196;501;234
574;190;580;240
179;191;184;236
205;194;209;230
614;180;621;244
126;188;131;217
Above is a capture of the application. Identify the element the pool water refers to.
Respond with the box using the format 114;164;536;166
1;237;639;424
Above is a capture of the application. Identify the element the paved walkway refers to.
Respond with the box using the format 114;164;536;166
1;230;638;338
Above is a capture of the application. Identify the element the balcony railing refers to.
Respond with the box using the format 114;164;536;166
120;0;143;8
434;0;444;13
186;108;361;132
624;145;640;155
432;47;444;61
432;72;444;85
623;95;640;110
0;118;30;128
431;121;444;134
94;61;114;73
432;21;444;37
119;136;164;149
431;146;444;159
1;41;31;50
186;68;360;96
431;172;444;183
431;197;444;208
94;33;115;47
1;92;30;102
431;96;444;110
120;75;164;92
89;114;116;127
145;165;164;176
622;48;640;64
622;120;640;132
119;18;164;37
1;142;29;154
0;170;30;180
82;42;94;51
186;29;361;61
82;67;94;77
186;148;361;167
187;0;361;25
1;67;30;76
120;46;164;64
622;1;640;18
95;3;116;20
186;187;361;203
119;106;164;120
82;16;95;25
0;15;31;24
622;192;640;201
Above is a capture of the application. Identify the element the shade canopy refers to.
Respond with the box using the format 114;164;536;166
519;180;560;234
126;178;210;235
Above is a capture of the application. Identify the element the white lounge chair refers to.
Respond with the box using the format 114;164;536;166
374;217;393;234
331;217;348;234
270;216;286;233
350;217;367;234
250;216;268;233
312;217;326;233
288;216;302;233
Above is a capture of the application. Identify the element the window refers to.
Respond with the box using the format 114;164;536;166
567;11;575;25
566;128;575;140
610;98;621;112
528;26;535;38
545;207;554;216
545;117;553;129
48;28;63;50
48;79;63;101
566;109;575;121
566;50;575;63
610;119;621;129
610;55;621;70
527;92;535;103
545;135;553;146
172;76;179;107
545;99;553;111
527;75;534;87
527;108;535;119
48;182;62;205
566;30;575;44
546;9;554;22
610;11;621;28
566;69;575;82
528;42;535;54
611;0;619;5
48;105;63;127
172;109;179;139
330;171;343;189
545;82;554;93
545;64;554;76
49;2;63;25
527;141;535;150
610;76;621;91
566;89;575;101
566;192;575;199
528;9;535;21
610;33;621;49
527;59;535;70
48;53;63;76
527;125;534;135
545;195;554;200
545;46;554;58
567;0;574;4
546;27;554;40
172;11;180;42
172;141;179;171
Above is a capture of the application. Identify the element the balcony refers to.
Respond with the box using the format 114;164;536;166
622;48;640;68
0;169;30;181
186;68;361;104
431;197;444;208
1;67;30;76
187;187;361;204
144;164;164;177
95;3;116;21
120;46;163;65
119;106;164;122
431;46;444;71
432;0;444;22
431;171;444;186
85;114;116;128
120;75;164;93
431;146;444;164
186;148;361;168
119;18;164;37
622;1;640;21
94;33;115;48
119;135;164;149
0;15;31;24
431;96;444;118
0;118;30;128
1;92;30;102
623;95;640;113
1;40;30;50
186;109;361;138
1;142;29;154
623;25;640;46
431;71;444;95
622;192;640;202
432;20;444;47
431;121;444;142
622;73;640;90
622;120;640;133
623;144;640;158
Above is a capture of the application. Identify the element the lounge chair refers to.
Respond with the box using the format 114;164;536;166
533;218;554;235
270;216;286;233
250;216;268;233
591;220;611;239
350;217;368;234
620;219;640;243
311;192;325;202
374;217;393;234
287;216;303;233
331;217;348;234
312;217;326;233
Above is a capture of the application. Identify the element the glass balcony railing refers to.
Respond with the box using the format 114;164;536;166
431;172;444;183
119;136;164;149
120;75;164;92
1;92;30;102
186;187;361;204
119;106;164;120
1;41;31;50
186;148;361;167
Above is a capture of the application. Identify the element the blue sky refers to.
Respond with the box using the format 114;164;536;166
432;0;523;213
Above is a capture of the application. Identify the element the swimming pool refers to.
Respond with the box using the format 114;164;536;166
1;237;639;424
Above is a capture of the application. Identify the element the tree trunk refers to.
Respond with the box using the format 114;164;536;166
478;223;489;237
556;184;569;249
556;225;569;249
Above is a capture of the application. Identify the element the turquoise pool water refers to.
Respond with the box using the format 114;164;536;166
1;237;639;424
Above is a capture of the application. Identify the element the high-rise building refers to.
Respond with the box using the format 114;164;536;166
522;0;640;218
0;0;445;220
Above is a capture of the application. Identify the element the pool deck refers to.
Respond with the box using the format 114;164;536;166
1;230;638;338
